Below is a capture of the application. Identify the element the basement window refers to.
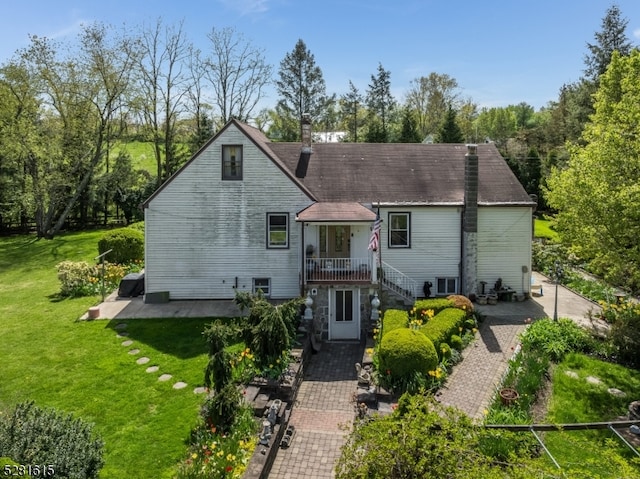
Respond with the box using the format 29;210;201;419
436;277;458;295
222;145;243;180
253;278;271;297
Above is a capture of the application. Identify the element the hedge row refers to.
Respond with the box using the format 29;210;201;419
413;298;454;316
381;309;408;337
420;308;467;350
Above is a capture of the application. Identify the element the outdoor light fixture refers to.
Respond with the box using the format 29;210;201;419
371;292;380;321
553;261;564;321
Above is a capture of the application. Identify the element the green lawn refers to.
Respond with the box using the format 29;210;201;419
111;141;157;174
541;353;640;476
0;231;212;478
534;216;559;242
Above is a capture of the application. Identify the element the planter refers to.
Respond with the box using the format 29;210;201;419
499;387;519;406
476;295;487;305
487;294;498;305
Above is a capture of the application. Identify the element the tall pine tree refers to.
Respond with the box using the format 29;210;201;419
366;63;395;143
436;106;464;143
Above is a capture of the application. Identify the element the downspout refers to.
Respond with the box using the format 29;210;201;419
300;220;305;297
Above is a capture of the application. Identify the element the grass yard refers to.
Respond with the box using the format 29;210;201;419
0;231;213;478
541;353;640;476
534;216;559;242
112;141;158;174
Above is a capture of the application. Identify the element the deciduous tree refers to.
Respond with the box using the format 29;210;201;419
546;50;640;292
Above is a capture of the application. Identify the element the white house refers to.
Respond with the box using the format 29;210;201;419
143;118;535;341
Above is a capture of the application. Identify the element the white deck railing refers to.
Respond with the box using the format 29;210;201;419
305;257;372;283
381;261;417;303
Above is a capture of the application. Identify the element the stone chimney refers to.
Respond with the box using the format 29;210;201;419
462;144;478;297
296;113;312;178
301;113;312;154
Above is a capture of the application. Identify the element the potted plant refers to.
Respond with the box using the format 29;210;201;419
499;387;519;406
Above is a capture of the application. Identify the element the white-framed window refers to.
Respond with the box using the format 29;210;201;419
389;212;411;248
267;213;289;248
222;145;242;180
436;277;458;295
253;278;271;296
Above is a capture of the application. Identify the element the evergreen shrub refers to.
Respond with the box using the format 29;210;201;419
414;298;453;316
420;308;466;349
0;401;104;479
381;309;408;337
378;329;438;380
97;228;144;264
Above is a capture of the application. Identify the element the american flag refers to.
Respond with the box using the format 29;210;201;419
368;215;381;251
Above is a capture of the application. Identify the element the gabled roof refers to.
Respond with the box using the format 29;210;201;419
268;142;534;206
144;119;534;208
296;202;377;222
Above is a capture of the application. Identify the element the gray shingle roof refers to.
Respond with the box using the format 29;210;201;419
267;141;534;206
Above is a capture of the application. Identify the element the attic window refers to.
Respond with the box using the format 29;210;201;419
222;145;243;180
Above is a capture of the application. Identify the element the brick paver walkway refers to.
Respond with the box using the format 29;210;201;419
268;342;364;479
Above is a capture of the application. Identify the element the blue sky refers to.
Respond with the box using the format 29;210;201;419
2;0;640;110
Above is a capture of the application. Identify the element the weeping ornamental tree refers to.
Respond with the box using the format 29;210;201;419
546;50;640;293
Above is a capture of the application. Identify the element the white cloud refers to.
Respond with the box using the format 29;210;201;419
219;0;269;16
48;19;88;41
634;28;640;39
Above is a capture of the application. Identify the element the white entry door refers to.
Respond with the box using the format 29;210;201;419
329;289;360;340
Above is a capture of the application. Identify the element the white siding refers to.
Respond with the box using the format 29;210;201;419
380;206;462;290
478;207;533;294
145;124;312;299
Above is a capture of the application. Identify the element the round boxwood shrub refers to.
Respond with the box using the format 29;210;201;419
450;334;463;351
378;329;438;380
98;228;144;264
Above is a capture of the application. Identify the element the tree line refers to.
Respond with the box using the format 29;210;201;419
0;5;634;240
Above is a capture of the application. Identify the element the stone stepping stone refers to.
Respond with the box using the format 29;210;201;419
158;374;172;382
136;357;150;365
608;388;626;398
586;376;602;385
146;366;159;373
115;323;128;330
116;332;129;338
193;386;207;394
128;348;140;355
565;370;579;379
173;381;187;390
121;340;133;347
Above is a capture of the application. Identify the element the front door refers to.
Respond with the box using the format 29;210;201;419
320;225;350;258
329;288;360;340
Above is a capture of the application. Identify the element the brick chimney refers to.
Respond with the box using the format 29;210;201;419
462;144;478;297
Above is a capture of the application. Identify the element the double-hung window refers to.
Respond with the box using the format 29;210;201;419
437;277;458;295
222;145;242;180
389;212;411;248
267;213;289;248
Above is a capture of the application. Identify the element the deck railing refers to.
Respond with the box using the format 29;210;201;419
305;257;372;283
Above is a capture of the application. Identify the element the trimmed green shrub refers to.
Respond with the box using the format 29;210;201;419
378;329;438;380
420;307;466;349
464;318;477;330
450;334;463;350
0;401;104;479
97;228;144;264
414;298;453;316
127;221;145;233
381;309;408;337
